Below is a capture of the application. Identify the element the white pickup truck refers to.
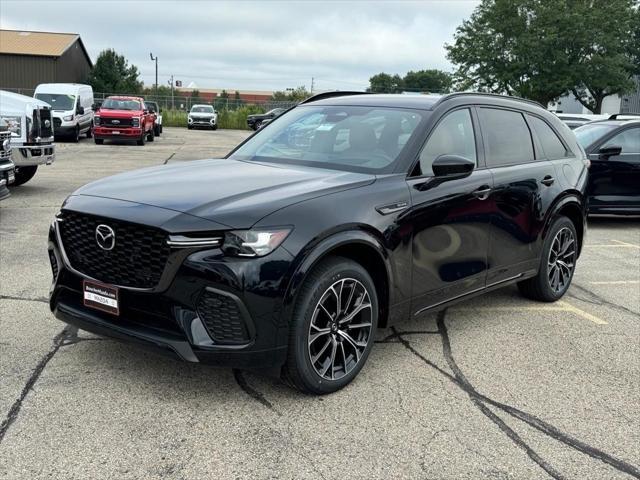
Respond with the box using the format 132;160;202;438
0;90;56;185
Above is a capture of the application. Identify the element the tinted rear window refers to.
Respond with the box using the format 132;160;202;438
528;115;570;160
479;108;534;166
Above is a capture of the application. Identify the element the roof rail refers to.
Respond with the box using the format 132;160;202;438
608;113;640;120
434;92;544;109
300;91;369;105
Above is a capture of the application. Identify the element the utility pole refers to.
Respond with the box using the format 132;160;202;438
310;77;315;94
150;53;158;98
168;75;174;110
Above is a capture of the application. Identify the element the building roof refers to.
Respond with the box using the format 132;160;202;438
0;29;91;64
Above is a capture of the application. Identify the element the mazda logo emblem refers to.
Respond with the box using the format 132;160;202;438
95;224;116;251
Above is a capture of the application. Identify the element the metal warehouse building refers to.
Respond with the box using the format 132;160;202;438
0;29;92;93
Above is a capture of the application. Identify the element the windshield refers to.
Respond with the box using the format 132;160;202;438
574;123;618;148
191;106;214;113
145;102;158;111
35;93;76;111
229;105;425;173
102;98;142;110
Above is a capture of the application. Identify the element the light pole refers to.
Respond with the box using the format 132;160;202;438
168;75;174;110
150;53;158;98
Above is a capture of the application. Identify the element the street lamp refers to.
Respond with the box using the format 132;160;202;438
150;53;158;97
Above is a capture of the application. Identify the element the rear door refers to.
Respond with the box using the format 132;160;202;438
588;125;640;211
408;107;493;313
478;107;561;285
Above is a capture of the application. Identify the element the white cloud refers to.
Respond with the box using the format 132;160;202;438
0;0;479;91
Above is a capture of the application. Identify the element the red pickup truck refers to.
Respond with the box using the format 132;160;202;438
93;96;155;146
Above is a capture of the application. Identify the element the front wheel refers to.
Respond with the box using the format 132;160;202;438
13;166;38;186
518;216;578;302
282;257;378;394
137;131;146;146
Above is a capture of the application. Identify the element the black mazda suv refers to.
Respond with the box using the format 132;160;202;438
48;92;588;394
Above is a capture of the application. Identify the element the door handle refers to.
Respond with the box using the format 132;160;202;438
471;185;492;200
541;175;555;186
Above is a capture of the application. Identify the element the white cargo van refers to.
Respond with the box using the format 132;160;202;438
34;83;94;142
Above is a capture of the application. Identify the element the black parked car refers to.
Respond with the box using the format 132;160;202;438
247;108;285;130
48;92;588;394
574;115;640;215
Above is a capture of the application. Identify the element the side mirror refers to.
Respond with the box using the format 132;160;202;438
598;145;622;159
159;108;163;114
432;154;475;180
77;106;85;115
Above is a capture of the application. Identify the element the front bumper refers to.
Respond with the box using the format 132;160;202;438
11;142;56;167
93;127;143;139
48;218;292;368
188;118;216;127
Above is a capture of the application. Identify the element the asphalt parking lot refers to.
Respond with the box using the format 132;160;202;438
0;127;638;479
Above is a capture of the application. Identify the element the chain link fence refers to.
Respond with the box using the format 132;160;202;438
1;87;298;130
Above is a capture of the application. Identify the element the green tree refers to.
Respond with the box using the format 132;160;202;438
87;49;143;94
367;73;404;93
446;0;638;112
403;69;453;93
271;86;310;102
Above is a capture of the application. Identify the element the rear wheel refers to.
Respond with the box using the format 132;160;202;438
282;257;378;394
72;125;80;142
13;166;38;186
518;216;577;302
94;138;104;145
154;124;160;136
147;127;155;142
86;125;92;138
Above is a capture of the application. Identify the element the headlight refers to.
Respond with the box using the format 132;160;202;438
132;117;140;127
94;115;100;126
222;228;291;257
0;116;22;137
63;115;73;121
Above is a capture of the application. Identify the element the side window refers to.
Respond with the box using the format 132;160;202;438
479;108;534;166
528;115;570;160
603;128;640;154
418;109;476;176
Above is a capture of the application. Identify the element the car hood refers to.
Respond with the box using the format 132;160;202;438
98;109;142;117
72;159;375;228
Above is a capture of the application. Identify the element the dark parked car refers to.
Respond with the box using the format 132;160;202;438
48;92;588;394
247;108;285;130
574;115;640;215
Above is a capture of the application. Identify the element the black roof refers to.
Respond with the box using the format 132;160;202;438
304;92;544;111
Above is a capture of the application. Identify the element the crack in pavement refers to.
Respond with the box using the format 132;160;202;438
232;369;281;415
569;283;639;318
0;294;49;304
391;311;640;479
163;152;176;164
0;327;74;445
375;329;440;344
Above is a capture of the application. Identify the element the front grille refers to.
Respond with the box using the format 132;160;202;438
0;131;11;161
59;211;171;288
101;117;133;127
48;250;59;279
197;290;250;344
39;108;53;138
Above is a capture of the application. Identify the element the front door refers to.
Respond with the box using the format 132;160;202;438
588;125;640;212
408;108;492;314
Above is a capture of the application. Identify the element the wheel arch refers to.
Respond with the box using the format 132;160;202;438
282;229;393;328
544;193;586;257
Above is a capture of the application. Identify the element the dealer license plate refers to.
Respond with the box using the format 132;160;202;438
83;280;119;316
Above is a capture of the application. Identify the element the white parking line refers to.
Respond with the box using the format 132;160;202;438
590;280;640;285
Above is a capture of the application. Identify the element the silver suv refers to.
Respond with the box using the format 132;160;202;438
187;104;218;130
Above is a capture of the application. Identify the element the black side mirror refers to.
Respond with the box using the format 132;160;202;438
77;106;85;115
432;154;475;179
159;108;163;114
598;145;622;159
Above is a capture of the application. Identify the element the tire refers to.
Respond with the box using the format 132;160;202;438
94;138;104;145
282;256;378;394
137;131;146;146
154;124;160;136
212;124;218;131
86;125;93;138
13;166;38;186
72;125;80;143
159;125;163;134
147;127;155;142
187;125;193;130
518;216;578;302
254;121;262;130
